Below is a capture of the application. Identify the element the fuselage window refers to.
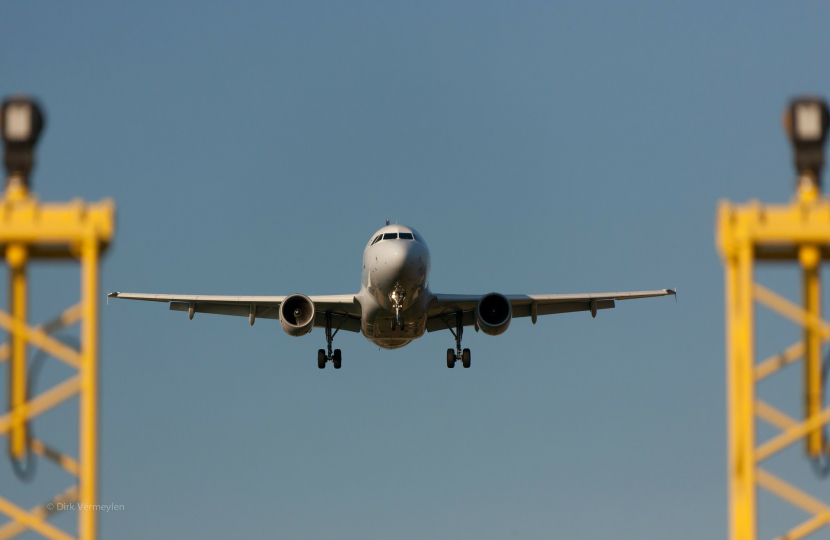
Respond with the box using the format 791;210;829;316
371;235;382;245
383;233;398;240
399;232;414;240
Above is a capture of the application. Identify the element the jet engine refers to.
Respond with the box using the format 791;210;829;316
280;294;316;336
475;292;512;336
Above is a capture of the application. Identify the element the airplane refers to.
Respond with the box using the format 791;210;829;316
108;222;675;369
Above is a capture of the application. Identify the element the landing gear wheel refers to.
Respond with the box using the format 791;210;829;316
462;348;471;369
317;349;326;369
447;348;456;368
333;349;342;369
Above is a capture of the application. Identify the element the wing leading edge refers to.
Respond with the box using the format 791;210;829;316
426;289;675;332
107;292;362;332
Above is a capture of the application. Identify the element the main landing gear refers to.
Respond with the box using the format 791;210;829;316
318;311;343;369
445;311;471;369
318;348;341;369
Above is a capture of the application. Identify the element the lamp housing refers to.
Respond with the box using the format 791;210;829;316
783;96;830;179
1;96;45;180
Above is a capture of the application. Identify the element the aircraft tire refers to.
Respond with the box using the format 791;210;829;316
333;349;342;369
446;348;455;368
317;349;326;369
462;348;471;369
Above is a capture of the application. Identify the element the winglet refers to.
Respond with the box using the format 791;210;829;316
669;288;677;302
107;292;119;305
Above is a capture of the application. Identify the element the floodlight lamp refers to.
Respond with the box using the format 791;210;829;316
1;95;45;180
783;96;829;179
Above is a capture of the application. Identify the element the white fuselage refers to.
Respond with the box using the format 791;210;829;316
356;225;431;349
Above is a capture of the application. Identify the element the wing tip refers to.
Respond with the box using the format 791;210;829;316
667;288;677;302
107;292;119;298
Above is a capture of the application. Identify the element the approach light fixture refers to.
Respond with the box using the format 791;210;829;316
1;95;45;183
783;96;829;183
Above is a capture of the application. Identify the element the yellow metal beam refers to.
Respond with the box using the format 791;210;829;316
0;495;74;540
78;238;98;540
7;242;27;458
0;309;80;368
727;240;758;540
720;189;830;540
756;400;798;431
756;405;830;462
773;514;830;540
758;468;830;540
774;512;830;539
718;196;830;258
0;303;82;365
0;487;77;540
0;173;114;540
753;284;830;337
30;438;79;477
757;468;830;516
0;376;80;434
755;342;804;381
0;196;114;248
800;244;824;456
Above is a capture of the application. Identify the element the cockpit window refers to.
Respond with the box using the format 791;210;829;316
371;234;382;245
399;232;414;240
383;233;398;240
412;231;425;244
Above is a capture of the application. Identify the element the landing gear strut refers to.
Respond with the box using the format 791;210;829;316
444;311;471;369
390;282;405;331
318;311;345;369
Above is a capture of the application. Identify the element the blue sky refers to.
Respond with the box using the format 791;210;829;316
2;1;830;539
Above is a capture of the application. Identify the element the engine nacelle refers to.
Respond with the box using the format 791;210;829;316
475;292;512;336
280;294;316;336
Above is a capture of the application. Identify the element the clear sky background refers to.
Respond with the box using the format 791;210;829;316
2;2;830;539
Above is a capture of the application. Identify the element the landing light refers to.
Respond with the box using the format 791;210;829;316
1;95;45;182
783;96;829;180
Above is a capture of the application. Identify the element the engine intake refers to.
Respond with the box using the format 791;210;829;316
280;294;316;336
476;292;512;336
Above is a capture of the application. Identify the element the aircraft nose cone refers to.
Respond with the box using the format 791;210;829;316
377;240;428;308
385;242;410;270
385;241;424;273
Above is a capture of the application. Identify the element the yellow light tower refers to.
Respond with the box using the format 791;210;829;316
718;96;830;540
0;96;115;540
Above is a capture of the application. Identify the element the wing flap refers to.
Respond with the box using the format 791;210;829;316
516;299;615;317
426;288;673;333
426;311;477;332
170;302;281;319
312;312;362;333
427;299;615;331
114;291;362;330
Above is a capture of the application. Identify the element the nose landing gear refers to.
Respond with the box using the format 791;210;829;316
318;311;345;369
443;311;472;369
390;283;406;331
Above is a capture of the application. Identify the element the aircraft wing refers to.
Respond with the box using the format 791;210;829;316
426;289;675;332
107;292;362;332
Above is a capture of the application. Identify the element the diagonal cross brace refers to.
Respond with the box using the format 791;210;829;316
754;284;830;337
0;486;78;540
757;468;830;540
0;307;81;368
0;304;81;365
0;376;81;435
